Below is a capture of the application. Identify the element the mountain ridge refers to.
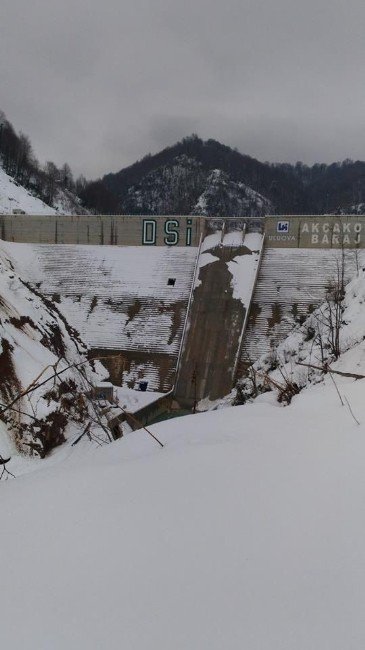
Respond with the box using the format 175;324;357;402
81;135;365;216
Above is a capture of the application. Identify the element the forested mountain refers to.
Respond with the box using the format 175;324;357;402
80;136;365;216
2;109;365;218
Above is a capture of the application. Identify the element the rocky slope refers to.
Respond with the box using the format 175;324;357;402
0;241;106;458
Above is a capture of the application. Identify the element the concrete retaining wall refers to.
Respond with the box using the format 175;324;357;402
0;214;205;247
266;216;365;248
3;213;364;249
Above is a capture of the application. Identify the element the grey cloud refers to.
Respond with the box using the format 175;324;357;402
1;0;365;178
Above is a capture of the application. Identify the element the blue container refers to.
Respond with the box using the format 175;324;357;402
139;381;148;392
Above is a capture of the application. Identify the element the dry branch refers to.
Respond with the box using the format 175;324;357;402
296;361;365;380
0;354;125;419
0;455;15;480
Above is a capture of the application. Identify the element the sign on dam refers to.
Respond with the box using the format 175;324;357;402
266;215;365;248
0;214;205;247
1;213;365;249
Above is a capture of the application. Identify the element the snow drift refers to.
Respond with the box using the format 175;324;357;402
1;364;365;649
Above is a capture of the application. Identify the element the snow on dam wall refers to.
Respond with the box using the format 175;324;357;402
4;241;199;392
239;246;361;373
236;216;365;374
2;213;365;400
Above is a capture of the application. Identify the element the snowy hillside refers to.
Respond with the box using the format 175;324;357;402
0;166;88;215
193;168;272;216
0;240;107;459
116;154;272;217
96;136;365;216
335;202;365;215
0;167;58;214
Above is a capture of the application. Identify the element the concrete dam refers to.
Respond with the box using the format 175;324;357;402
1;213;364;406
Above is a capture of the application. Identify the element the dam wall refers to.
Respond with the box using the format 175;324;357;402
174;228;263;406
5;241;199;392
265;215;365;248
234;215;365;374
2;213;365;402
239;247;360;370
1;213;364;249
0;214;205;247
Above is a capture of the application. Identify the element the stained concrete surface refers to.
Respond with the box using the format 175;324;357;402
174;244;250;405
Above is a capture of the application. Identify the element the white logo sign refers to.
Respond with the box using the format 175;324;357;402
277;220;289;233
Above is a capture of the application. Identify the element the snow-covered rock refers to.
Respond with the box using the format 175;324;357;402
0;240;106;458
193;168;272;217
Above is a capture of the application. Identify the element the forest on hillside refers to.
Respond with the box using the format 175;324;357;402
82;136;365;216
0;110;86;208
2;111;365;217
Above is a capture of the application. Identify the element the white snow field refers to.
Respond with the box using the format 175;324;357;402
1;361;365;649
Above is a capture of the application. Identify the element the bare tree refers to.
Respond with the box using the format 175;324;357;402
44;161;59;204
60;163;74;191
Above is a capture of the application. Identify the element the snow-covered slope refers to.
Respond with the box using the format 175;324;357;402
52;185;90;215
2;359;365;649
193;168;272;216
3;252;365;647
241;247;361;364
236;252;365;405
0;167;58;214
0;166;89;215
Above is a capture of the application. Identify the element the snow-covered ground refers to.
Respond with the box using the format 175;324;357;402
114;386;164;412
3;217;365;647
1;366;365;649
0;167;58;214
0;166;88;215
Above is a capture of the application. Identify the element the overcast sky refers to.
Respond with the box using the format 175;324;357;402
1;0;365;178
